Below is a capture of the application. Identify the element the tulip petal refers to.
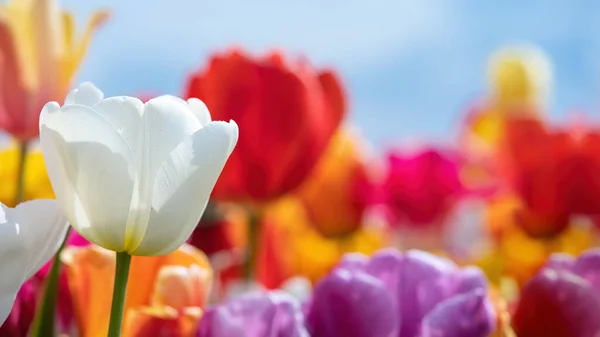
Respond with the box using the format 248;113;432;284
14;200;69;279
143;96;202;175
64;81;104;106
89;96;144;162
421;289;497;337
512;269;600;337
187;98;212;126
39;102;136;251
572;248;600;293
119;96;203;252
0;200;68;325
197;291;308;337
306;269;399;337
132;121;238;255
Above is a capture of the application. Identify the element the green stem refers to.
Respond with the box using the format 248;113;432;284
107;252;132;337
30;227;71;337
243;210;260;281
15;141;29;204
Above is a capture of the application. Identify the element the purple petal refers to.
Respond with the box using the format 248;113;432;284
362;249;404;291
572;249;600;293
336;252;370;272
544;253;576;272
196;291;308;337
397;250;459;337
306;269;399;337
453;267;488;294
420;289;496;337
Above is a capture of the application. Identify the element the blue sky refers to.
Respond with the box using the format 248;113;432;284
52;0;600;146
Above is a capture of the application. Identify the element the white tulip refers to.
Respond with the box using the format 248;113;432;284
0;200;69;325
39;82;238;256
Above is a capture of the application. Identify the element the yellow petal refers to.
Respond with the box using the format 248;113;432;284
61;11;73;53
487;44;552;109
0;146;54;207
60;9;109;92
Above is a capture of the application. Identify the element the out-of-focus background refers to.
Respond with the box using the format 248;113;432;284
55;0;600;144
4;1;600;335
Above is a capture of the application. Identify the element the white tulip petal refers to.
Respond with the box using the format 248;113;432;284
0;200;68;326
143;96;202;176
120;96;202;251
0;205;29;305
91;96;145;166
0;296;16;328
14;200;69;279
39;104;136;251
131;121;239;255
186;98;212;126
64;82;104;106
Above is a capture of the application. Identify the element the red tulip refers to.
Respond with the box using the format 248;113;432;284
512;251;600;337
185;48;346;201
383;148;464;228
499;115;600;236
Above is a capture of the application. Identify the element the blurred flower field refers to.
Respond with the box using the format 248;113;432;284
0;0;599;337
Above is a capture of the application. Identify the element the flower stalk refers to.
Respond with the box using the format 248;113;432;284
107;252;132;337
30;228;71;337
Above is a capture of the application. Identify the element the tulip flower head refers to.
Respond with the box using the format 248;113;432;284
185;48;346;201
487;44;552;109
39;82;239;256
296;129;379;237
63;243;212;337
305;248;497;337
0;0;109;140
0;200;69;326
498;116;600;237
383;147;464;228
512;249;600;337
196;291;309;337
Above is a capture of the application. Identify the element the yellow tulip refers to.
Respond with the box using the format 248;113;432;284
0;0;109;140
487;44;552;109
0;144;54;206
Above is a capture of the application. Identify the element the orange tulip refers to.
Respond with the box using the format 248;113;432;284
296;129;378;237
62;244;211;337
185;48;346;201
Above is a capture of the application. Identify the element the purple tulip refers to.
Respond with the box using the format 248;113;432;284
513;249;600;337
196;291;309;337
306;248;496;337
305;268;399;337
